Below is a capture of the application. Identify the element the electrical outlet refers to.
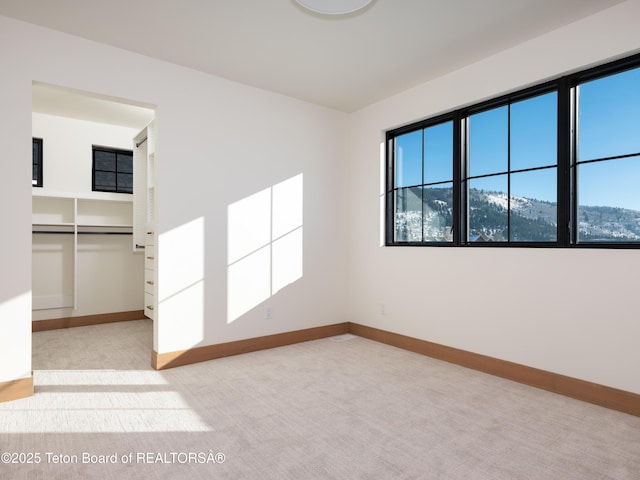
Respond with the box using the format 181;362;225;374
265;306;273;320
380;303;386;316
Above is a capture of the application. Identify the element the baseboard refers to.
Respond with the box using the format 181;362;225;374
349;323;640;417
149;319;639;416
152;322;350;369
32;310;145;332
0;375;34;403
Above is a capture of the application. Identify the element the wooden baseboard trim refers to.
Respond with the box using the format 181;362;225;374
349;323;640;417
149;320;639;416
0;375;34;403
153;322;349;370
32;310;146;332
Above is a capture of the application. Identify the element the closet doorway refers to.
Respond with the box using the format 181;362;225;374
31;82;156;369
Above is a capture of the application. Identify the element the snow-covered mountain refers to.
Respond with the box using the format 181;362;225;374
394;187;640;242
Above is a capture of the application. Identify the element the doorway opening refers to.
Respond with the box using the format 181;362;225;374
31;81;156;370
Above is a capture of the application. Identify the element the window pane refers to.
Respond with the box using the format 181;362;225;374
395;130;422;188
469;175;508;241
423;184;453;242
469;106;508;177
95;171;116;191
578;67;640;161
93;148;133;193
511;92;557;171
510;167;557;204
32;140;40;165
94;150;115;171
32;162;40;184
424;122;453;184
117;153;133;174
117;173;133;193
394;187;422;241
577;156;640;242
32;139;42;186
510;168;557;242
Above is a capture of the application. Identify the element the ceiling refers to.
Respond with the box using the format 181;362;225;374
0;0;624;113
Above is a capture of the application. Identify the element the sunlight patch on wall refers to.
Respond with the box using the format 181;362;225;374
157;217;205;348
228;245;271;320
227;174;303;323
0;292;32;382
272;227;303;294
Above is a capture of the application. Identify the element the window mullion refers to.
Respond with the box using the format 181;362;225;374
570;83;578;245
386;135;395;244
567;81;580;245
507;103;512;241
453;114;466;245
557;78;572;246
112;152;116;189
421;129;425;242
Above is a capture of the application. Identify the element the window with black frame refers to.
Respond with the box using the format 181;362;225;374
392;120;454;243
92;146;133;194
32;138;43;187
386;52;640;248
574;66;640;243
467;91;557;243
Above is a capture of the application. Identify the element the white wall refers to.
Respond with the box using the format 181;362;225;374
152;78;350;354
0;47;32;384
32;112;139;195
31;112;144;321
0;14;348;386
347;1;640;394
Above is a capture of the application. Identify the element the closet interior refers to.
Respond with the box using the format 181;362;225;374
31;83;156;327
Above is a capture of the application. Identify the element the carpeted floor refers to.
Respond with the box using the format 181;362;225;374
1;319;639;479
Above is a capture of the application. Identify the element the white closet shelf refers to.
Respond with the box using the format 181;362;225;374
32;191;136;312
33;190;133;202
77;223;133;228
33;222;75;226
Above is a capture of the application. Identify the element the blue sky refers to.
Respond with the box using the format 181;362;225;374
578;67;640;210
395;66;640;210
396;121;452;188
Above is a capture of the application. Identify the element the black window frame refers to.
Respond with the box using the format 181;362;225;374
388;113;458;244
386;52;640;249
92;145;133;194
32;137;43;188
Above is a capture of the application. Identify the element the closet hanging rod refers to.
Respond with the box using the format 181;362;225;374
32;231;133;235
136;137;148;148
78;231;133;235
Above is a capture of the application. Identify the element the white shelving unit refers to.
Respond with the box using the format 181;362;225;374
77;198;132;227
134;120;157;320
32;190;133;311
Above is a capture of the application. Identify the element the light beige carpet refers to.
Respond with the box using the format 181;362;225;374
1;319;639;479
